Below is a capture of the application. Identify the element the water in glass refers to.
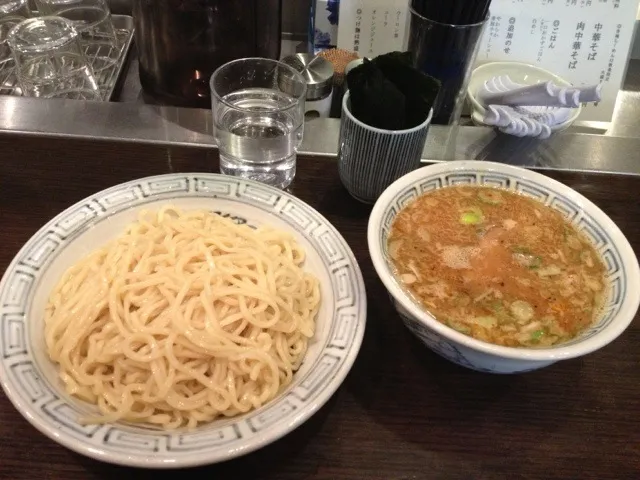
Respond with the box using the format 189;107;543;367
215;88;304;190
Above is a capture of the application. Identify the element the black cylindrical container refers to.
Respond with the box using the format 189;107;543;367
133;0;282;108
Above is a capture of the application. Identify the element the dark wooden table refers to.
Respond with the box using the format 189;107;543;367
0;136;638;480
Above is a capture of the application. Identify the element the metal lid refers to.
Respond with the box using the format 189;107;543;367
280;53;334;101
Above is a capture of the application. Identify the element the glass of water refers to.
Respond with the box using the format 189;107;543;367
7;16;101;99
210;57;307;189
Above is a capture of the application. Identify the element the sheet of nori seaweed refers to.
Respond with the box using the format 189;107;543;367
373;51;441;129
347;59;406;130
346;52;441;130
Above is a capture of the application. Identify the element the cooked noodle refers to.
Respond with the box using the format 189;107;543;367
44;206;321;429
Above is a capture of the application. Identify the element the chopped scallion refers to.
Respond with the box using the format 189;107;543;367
531;329;545;341
461;212;481;225
460;207;483;225
528;256;542;269
512;245;532;254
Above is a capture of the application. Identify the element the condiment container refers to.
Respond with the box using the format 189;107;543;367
281;53;335;119
318;47;359;118
132;0;282;108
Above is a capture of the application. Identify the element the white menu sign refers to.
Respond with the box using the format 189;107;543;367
476;0;640;122
337;0;411;58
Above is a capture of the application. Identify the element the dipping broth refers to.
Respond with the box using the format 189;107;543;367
388;186;607;348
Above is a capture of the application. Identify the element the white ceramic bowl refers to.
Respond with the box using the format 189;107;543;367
467;61;582;132
0;173;367;468
368;161;640;374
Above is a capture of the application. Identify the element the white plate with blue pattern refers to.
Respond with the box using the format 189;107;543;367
0;174;367;468
368;160;640;374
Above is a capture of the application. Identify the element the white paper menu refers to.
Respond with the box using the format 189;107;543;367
337;0;411;58
476;0;640;122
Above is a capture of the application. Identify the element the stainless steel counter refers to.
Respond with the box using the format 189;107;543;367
2;94;639;175
2;34;640;176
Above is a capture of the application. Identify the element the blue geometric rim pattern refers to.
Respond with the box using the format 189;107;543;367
379;171;626;348
0;174;367;462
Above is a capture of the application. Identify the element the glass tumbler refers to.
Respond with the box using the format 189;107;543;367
0;0;31;91
7;16;101;99
35;0;119;76
408;7;488;125
210;58;307;190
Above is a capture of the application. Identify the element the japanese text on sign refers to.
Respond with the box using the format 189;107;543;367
337;0;410;58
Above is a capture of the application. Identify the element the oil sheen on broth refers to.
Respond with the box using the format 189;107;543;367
388;186;607;348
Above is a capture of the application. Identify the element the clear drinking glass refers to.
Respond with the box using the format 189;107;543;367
210;57;307;189
7;16;101;99
1;0;31;92
35;0;119;77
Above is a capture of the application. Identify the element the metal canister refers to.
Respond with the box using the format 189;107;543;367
281;53;334;118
